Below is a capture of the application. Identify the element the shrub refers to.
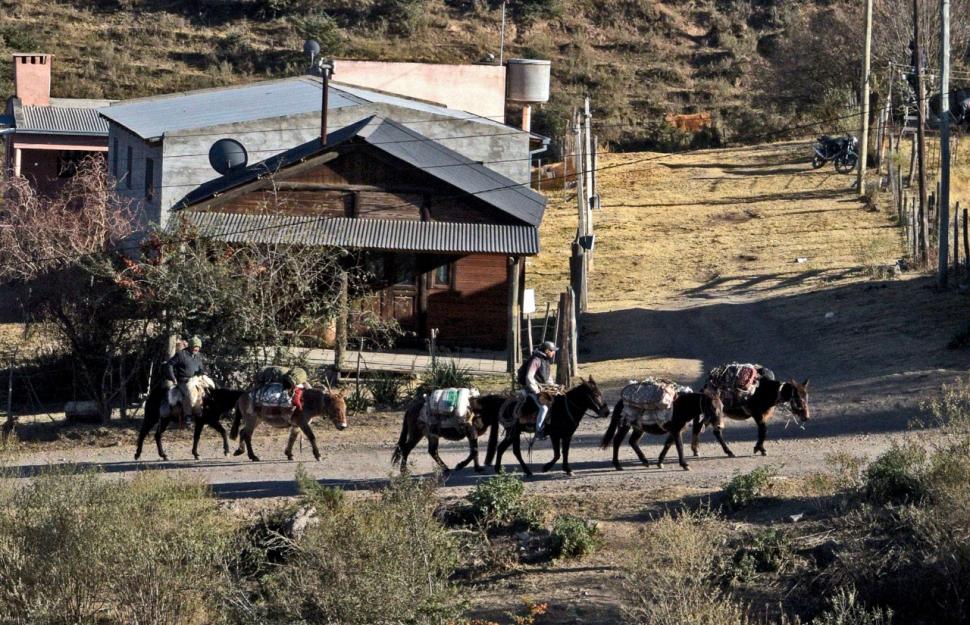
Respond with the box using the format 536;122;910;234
734;527;795;574
723;466;776;509
368;372;406;406
346;384;372;413
863;442;927;505
0;468;232;625
923;376;970;434
292;11;344;56
0;25;42;51
622;509;752;625
259;477;463;625
370;0;427;35
295;463;344;510
468;473;525;524
813;587;894;625
418;359;474;396
551;514;598;559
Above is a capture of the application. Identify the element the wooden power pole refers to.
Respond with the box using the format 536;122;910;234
858;0;874;196
939;0;952;286
914;0;931;264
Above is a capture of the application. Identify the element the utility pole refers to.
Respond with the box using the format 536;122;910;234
914;0;930;264
857;0;874;195
499;1;507;65
939;0;952;286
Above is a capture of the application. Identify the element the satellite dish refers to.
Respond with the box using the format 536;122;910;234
303;39;321;56
208;139;248;175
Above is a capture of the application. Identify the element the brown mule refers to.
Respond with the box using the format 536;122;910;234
230;388;348;462
692;377;810;457
391;394;504;475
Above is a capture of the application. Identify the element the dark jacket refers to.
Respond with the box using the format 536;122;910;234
517;349;552;389
165;349;206;384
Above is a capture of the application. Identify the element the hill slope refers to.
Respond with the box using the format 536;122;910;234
0;0;838;149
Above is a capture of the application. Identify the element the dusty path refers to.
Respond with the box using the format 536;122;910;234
3;141;969;501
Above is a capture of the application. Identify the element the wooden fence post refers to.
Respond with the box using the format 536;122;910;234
334;270;348;377
955;201;961;278
507;256;522;375
555;291;572;386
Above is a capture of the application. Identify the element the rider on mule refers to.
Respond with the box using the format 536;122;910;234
164;335;207;421
517;340;557;438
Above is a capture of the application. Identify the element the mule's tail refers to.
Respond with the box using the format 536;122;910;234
391;411;411;466
601;400;624;449
229;406;242;440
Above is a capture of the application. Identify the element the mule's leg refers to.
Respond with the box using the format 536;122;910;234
135;412;158;460
399;432;423;474
542;435;562;473
298;421;321;461
511;432;532;477
427;435;451;474
285;427;299;461
241;424;260;462
673;431;690;470
561;436;574;475
494;431;514;473
658;433;674;469
712;427;735;457
155;417;172;461
611;424;631;470
629;429;651;467
691;419;704;457
192;419;206;460
453;432;481;472
753;416;768;456
208;420;230;456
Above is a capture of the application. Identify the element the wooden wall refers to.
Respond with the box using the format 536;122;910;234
426;254;509;350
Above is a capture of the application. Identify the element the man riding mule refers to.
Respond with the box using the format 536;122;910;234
693;362;810;457
163;336;209;423
230;366;347;462
516;341;559;438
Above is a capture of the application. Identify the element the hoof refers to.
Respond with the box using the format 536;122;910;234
691;449;699;457
523;469;533;477
727;451;736;458
233;449;244;457
249;456;260;462
474;466;485;473
285;454;293;461
754;447;766;457
313;453;321;462
159;455;168;462
563;468;573;476
192;454;199;460
134;453;141;461
656;462;664;470
223;450;229;457
613;463;623;471
542;463;554;473
681;464;691;471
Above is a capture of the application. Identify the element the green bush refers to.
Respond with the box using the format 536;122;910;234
292;11;345;55
346;384;372;414
370;0;427;35
419;359;473;395
259;477;463;625
0;468;232;625
508;0;562;25
551;514;599;559
723;466;776;509
468;473;526;524
368;372;406;407
864;442;927;505
0;25;42;51
295;463;344;510
735;527;794;574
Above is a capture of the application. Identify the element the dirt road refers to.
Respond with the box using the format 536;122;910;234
3;141;969;501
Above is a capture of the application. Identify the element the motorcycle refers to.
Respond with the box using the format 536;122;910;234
811;134;859;173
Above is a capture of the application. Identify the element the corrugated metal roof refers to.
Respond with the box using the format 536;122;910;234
358;117;545;226
175;116;546;227
97;76;509;140
183;212;539;255
18;105;110;135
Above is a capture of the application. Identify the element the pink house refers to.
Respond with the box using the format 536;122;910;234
1;54;113;196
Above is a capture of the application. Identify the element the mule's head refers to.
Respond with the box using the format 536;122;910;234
700;387;725;428
580;375;611;419
786;379;810;421
326;390;348;431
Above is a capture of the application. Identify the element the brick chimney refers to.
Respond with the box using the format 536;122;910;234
13;54;52;106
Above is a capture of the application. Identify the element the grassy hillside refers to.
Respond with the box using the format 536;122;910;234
0;0;850;152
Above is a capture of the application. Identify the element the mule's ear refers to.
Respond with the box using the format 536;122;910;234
802;378;810;388
587;375;595;384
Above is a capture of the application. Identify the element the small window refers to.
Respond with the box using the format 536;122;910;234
432;263;452;288
111;138;118;179
144;158;154;201
125;146;133;189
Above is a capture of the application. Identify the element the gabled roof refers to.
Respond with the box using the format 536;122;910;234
175;116;546;227
183;213;540;255
97;76;510;140
9;97;113;136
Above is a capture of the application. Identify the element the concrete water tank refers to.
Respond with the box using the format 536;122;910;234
506;59;551;104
